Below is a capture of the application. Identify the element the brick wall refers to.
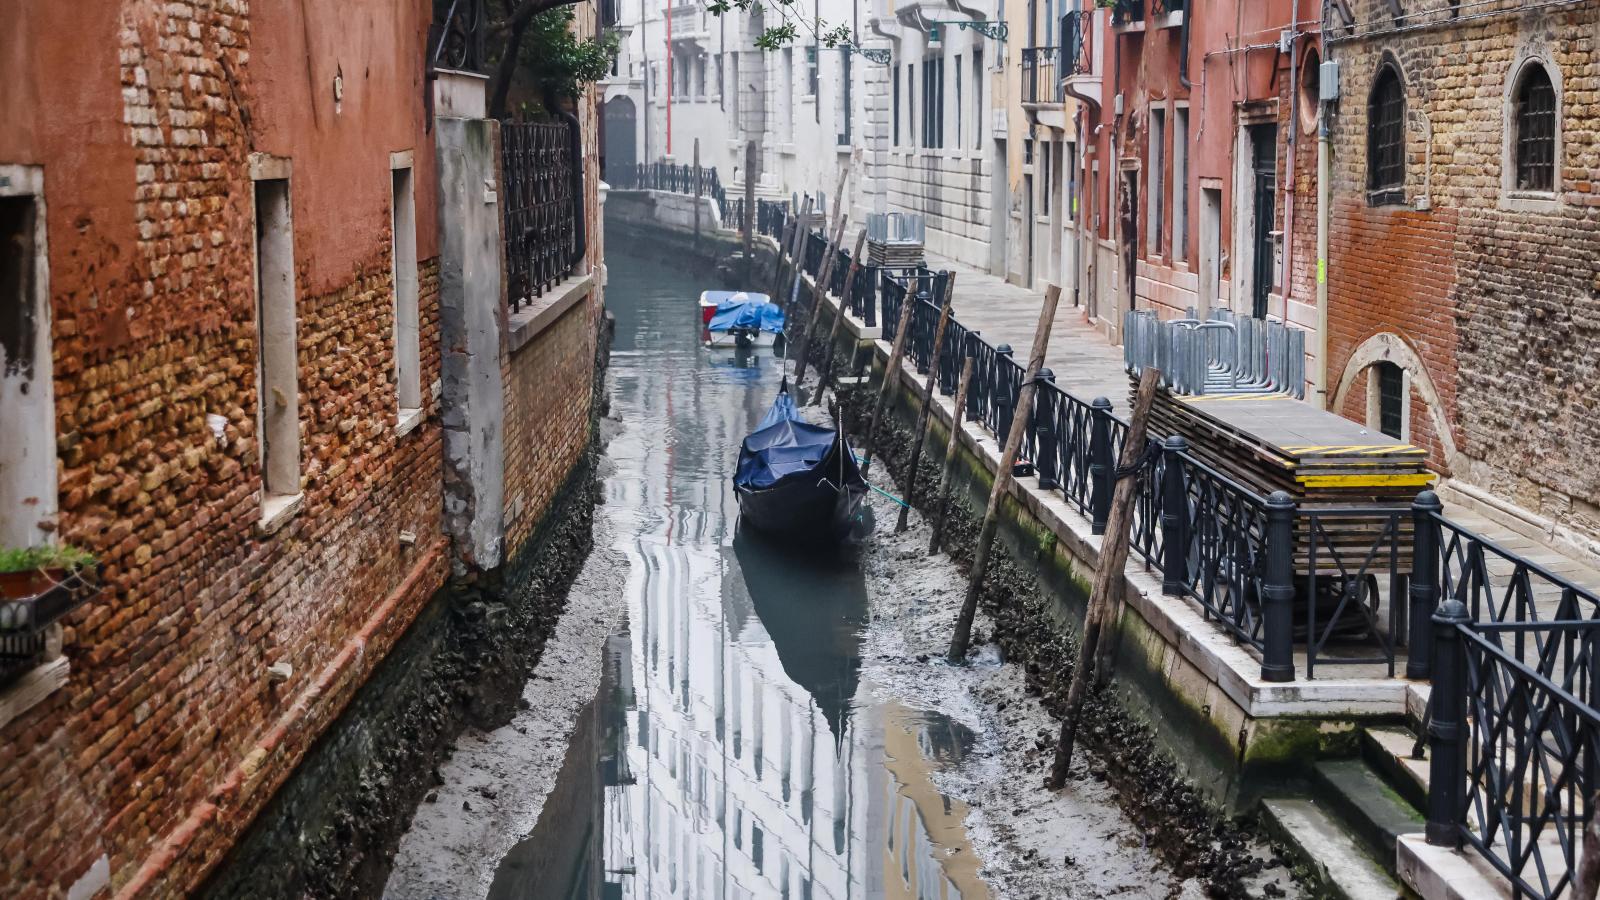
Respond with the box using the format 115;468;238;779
0;1;459;897
502;294;601;557
1326;0;1600;535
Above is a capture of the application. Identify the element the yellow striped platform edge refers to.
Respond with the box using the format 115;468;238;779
1294;473;1439;488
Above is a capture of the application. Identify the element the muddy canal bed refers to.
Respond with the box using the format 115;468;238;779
385;236;1297;899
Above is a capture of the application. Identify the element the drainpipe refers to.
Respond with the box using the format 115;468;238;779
557;100;589;268
1312;0;1332;407
1178;0;1192;90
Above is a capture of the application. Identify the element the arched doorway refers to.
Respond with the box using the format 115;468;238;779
603;96;637;184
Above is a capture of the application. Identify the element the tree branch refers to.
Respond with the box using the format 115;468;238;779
488;0;585;117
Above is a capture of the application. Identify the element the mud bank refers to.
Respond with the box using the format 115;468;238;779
199;336;613;900
383;449;627;897
835;380;1307;899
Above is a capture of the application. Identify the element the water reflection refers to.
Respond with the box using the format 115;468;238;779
493;233;992;899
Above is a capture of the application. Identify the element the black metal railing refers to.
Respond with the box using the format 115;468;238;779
1062;11;1093;77
612;162;727;212
767;218;1600;896
0;567;98;687
1022;47;1063;105
1150;0;1185;17
1111;0;1144;26
429;0;486;73
502;119;578;311
725;198;789;241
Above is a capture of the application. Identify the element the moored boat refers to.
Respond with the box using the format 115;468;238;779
734;380;870;544
701;290;783;348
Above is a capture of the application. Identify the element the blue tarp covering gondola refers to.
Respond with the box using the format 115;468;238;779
707;292;784;335
734;380;870;544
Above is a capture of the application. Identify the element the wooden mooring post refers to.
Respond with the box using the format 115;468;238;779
810;228;869;407
742;141;756;284
859;271;921;478
947;284;1061;663
793;165;851;381
787;170;847;319
1047;366;1160;789
927;352;975;554
773;196;812;299
895;274;956;533
692;139;701;245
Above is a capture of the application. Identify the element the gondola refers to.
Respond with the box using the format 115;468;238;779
733;380;870;544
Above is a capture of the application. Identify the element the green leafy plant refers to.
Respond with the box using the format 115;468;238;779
0;545;96;575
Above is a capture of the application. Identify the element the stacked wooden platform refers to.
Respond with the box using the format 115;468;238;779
865;238;925;268
1146;389;1434;503
1137;383;1436;582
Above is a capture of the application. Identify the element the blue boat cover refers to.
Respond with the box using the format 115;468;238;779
735;384;838;490
707;292;784;335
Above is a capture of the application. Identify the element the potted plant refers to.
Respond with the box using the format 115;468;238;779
0;545;97;602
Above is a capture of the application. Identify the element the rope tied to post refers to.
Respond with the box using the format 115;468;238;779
1112;438;1163;482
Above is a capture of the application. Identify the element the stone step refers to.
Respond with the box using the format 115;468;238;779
1261;797;1405;900
1361;725;1431;812
1312;758;1426;872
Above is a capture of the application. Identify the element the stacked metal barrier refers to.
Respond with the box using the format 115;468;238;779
1123;308;1306;399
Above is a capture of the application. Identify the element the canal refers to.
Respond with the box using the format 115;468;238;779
388;234;1210;899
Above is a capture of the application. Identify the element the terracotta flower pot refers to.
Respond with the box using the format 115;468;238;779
0;568;69;602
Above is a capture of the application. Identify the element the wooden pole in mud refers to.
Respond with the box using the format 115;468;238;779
927;352;975;554
788;169;848;319
742;141;756;284
947;283;1061;664
793;166;851;375
810;228;869;406
894;274;957;533
858;269;921;478
793;210;849;383
773;196;812;299
1047;367;1160;790
692;139;702;245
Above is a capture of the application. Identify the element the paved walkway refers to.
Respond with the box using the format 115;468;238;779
927;252;1131;411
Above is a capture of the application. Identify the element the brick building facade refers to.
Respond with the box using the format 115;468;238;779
1322;0;1600;550
0;1;607;897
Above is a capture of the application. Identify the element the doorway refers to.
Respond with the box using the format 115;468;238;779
1248;123;1277;319
603;96;638;182
1199;186;1222;317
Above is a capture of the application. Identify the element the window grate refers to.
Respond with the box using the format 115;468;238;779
1367;67;1405;203
1515;65;1556;192
1377;362;1403;440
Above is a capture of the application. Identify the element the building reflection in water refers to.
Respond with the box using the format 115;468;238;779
493;248;990;900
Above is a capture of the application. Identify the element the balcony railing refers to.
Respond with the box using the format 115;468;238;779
1021;47;1063;105
1150;0;1185;17
1061;11;1093;78
1;566;97;686
429;0;486;73
1111;0;1144;26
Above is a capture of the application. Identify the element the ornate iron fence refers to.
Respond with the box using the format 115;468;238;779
724;198;789;240
502;120;577;312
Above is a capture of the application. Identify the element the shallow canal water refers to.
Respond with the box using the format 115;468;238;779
490;245;997;900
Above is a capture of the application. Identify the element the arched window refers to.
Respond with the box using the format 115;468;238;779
1367;65;1406;204
1514;62;1556;192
